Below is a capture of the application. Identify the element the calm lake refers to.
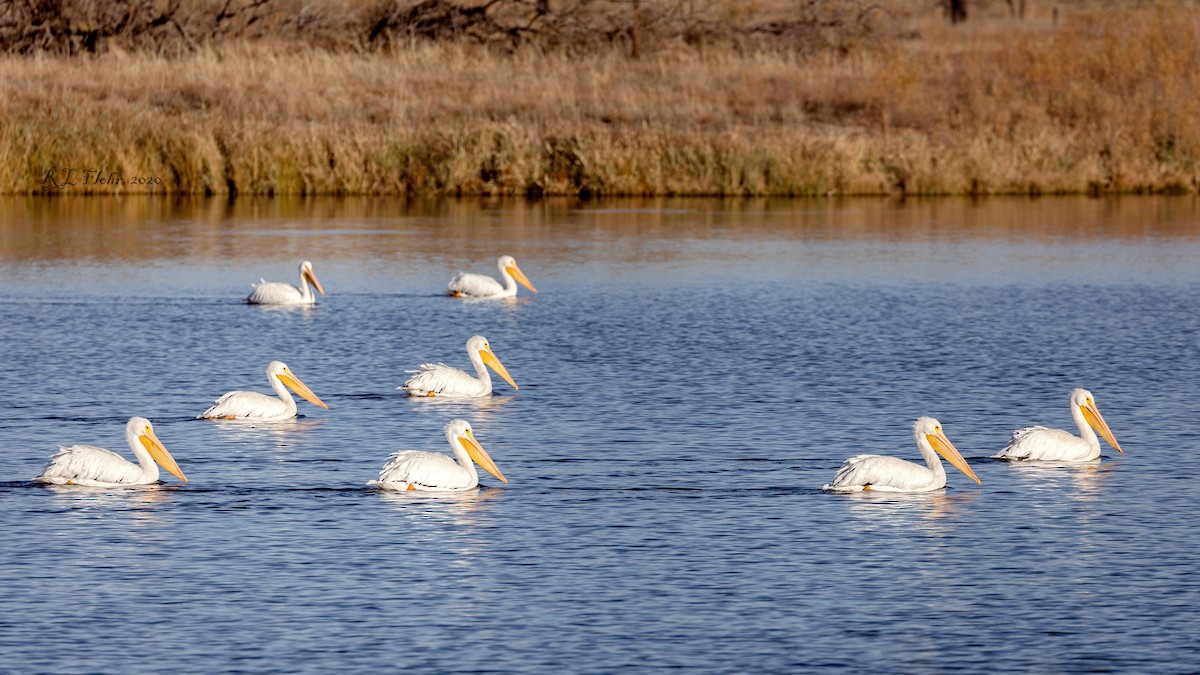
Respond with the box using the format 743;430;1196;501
0;196;1198;673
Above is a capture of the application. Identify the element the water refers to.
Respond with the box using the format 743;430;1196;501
0;196;1198;673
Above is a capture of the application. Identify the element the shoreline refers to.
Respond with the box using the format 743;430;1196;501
6;6;1198;198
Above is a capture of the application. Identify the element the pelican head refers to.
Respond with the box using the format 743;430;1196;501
446;418;508;483
128;416;188;483
913;416;980;485
268;360;329;409
498;255;537;294
1071;388;1123;454
468;335;518;390
299;260;325;296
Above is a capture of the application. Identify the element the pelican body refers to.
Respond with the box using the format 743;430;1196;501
993;388;1124;462
200;361;328;421
824;417;981;492
36;417;188;487
448;255;537;299
369;419;508;491
402;335;518;398
247;260;325;305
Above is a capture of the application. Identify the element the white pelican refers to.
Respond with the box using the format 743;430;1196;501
368;419;508;491
401;335;517;398
823;417;981;492
993;388;1124;462
247;260;325;305
448;255;537;299
200;360;328;421
36;417;188;487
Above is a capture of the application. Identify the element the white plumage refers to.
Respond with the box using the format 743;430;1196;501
247;260;325;305
401;335;518;398
448;255;537;299
824;417;981;492
994;388;1124;462
36;417;188;487
200;360;328;421
369;419;508;491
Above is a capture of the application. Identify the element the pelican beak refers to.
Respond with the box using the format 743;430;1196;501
480;347;518;390
1081;401;1123;454
279;370;329;409
139;429;188;483
505;264;538;294
926;429;981;485
304;268;325;296
459;432;508;483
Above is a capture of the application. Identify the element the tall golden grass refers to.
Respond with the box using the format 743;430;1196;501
3;3;1198;196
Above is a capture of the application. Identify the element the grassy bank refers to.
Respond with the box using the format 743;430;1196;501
4;3;1199;196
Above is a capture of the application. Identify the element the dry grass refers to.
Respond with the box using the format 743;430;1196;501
3;2;1199;196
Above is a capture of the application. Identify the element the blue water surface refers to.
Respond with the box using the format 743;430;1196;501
0;196;1198;673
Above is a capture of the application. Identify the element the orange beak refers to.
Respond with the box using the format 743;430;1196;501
279;370;329;409
139;428;188;483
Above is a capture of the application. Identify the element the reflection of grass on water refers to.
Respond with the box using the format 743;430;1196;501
3;2;1198;197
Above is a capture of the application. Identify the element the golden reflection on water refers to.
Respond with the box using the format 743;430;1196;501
2;195;1199;265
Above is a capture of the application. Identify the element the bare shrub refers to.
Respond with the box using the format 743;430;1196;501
0;0;902;57
0;0;183;54
0;0;388;55
366;0;900;57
